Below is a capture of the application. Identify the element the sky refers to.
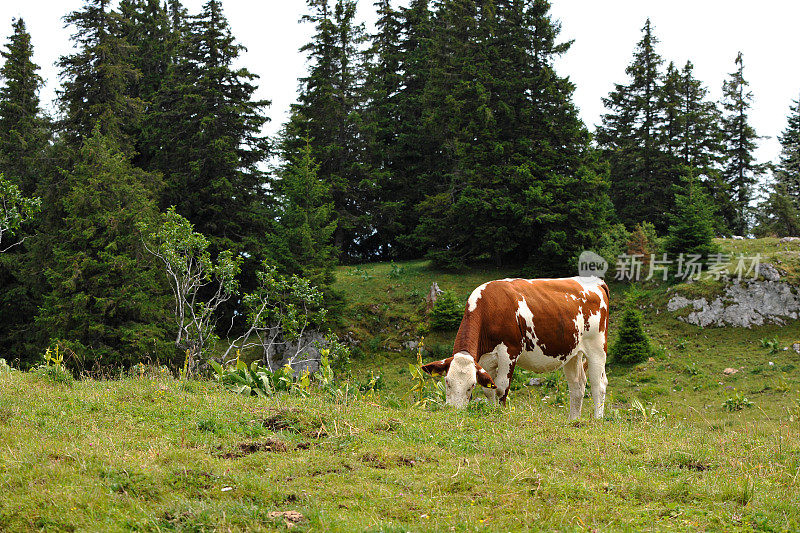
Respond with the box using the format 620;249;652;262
1;1;799;166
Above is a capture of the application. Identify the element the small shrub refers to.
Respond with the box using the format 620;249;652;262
722;392;753;412
429;290;464;331
626;222;662;266
610;304;651;365
760;337;780;354
388;261;405;279
596;223;631;265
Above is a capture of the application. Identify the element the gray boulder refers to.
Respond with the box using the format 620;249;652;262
668;281;800;328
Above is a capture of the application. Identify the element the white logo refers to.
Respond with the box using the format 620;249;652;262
578;251;608;278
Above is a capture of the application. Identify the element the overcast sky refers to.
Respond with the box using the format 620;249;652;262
1;1;799;166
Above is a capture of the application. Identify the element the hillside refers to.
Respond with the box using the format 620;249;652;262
335;239;800;422
1;238;800;531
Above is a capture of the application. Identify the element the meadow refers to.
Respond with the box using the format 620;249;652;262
1;238;799;532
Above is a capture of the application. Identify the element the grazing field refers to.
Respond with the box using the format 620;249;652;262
2;238;800;531
1;369;799;532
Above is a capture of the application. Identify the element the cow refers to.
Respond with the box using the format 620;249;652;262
421;277;610;419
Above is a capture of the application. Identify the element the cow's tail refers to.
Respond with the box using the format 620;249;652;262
599;280;610;305
600;280;610;354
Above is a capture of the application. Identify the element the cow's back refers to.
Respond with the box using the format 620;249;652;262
455;277;608;364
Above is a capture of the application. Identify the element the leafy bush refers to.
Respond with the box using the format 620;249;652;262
209;339;351;400
610;302;652;365
722;393;753;412
760;337;780;354
429;290;464;331
596;223;631;266
388;261;405;279
209;357;310;398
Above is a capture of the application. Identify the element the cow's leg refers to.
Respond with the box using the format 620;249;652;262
495;343;519;405
562;353;587;421
586;340;609;419
478;351;499;404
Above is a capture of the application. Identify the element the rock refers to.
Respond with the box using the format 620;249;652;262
403;340;420;352
667;281;800;328
792;343;800;354
758;262;783;282
723;368;738;375
527;377;543;386
732;235;745;240
779;236;800;243
266;330;327;375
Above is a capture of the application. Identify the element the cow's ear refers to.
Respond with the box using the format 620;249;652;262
475;365;496;389
421;357;453;376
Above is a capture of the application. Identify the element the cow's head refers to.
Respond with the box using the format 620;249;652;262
421;352;496;408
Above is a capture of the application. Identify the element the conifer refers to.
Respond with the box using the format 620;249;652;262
720;52;766;235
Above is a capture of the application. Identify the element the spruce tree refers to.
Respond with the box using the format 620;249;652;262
268;138;337;293
757;96;800;236
285;0;370;261
664;175;718;258
117;0;177;169
0;18;49;194
149;0;271;274
597;19;677;231
412;0;610;271
610;303;651;365
389;0;433;258
0;18;50;361
362;0;404;258
720;52;765;235
57;0;142;153
34;129;171;369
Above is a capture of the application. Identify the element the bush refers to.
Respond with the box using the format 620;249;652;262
610;303;651;365
429;290;464;331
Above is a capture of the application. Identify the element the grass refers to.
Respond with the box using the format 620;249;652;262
1;370;799;532
2;238;800;531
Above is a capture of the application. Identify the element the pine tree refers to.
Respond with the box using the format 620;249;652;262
664;175;718;258
597;19;677;231
57;0;142;153
285;0;370;261
268;138;337;292
149;0;271;271
756;96;800;236
720;52;765;235
34;129;172;369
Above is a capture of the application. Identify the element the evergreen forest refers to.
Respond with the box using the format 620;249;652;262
1;0;799;369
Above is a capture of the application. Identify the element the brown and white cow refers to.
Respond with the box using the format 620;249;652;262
422;277;609;419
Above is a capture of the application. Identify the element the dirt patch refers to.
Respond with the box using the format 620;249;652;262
372;418;402;432
269;510;304;528
360;452;387;469
220;438;288;459
360;452;422;468
261;408;326;438
309;463;353;476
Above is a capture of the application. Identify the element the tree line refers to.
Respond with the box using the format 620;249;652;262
0;0;798;368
